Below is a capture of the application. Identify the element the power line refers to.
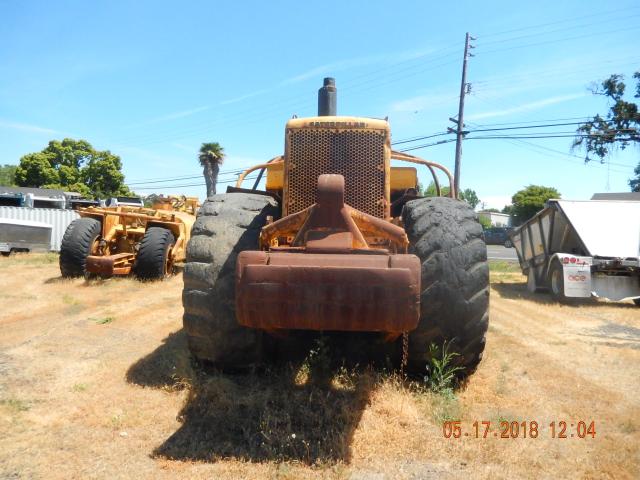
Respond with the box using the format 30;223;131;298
476;6;640;39
482;136;632;175
108;47;463;148
471;116;592;127
466;134;636;140
392;132;450;145
398;139;457;152
476;12;640;47
470;57;639;92
466;122;585;133
478;25;640;56
127;166;250;184
131;175;260;191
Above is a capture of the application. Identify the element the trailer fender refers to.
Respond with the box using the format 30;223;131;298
550;253;593;298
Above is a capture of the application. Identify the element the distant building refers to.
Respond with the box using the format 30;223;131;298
477;210;512;227
0;186;67;208
591;192;640;201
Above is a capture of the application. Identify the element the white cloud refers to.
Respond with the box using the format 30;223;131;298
171;142;195;153
280;47;438;86
143;106;210;124
466;94;586;121
478;195;513;210
0;119;61;135
390;91;459;112
220;89;270;105
281;59;360;85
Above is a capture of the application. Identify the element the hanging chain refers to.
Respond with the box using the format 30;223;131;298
401;332;409;372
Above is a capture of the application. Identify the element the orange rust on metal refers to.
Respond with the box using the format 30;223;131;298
260;174;408;252
86;253;135;276
89;209;176;222
291;175;368;251
260;207;311;249
390;150;456;199
347;207;408;253
76;204;195;278
235;251;421;332
235;157;284;188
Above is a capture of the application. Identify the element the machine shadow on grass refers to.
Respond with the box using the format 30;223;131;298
492;281;639;309
126;330;391;464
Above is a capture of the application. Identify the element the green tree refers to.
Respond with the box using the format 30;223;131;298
482;208;500;213
198;142;225;197
631;163;640;192
424;181;451;197
573;71;639;192
478;216;492;230
501;205;514;215
511;185;560;224
459;188;480;209
14;139;130;198
0;164;18;186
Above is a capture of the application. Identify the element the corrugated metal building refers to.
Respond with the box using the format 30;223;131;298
0;207;79;251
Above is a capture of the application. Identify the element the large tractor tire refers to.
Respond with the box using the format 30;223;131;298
402;197;490;378
182;193;279;369
134;227;176;280
59;217;101;278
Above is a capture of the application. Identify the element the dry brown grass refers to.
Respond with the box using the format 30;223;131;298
0;254;639;479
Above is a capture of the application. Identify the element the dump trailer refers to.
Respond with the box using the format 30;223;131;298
510;199;640;305
59;197;198;280
182;78;490;376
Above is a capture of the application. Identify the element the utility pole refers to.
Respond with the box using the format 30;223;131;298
450;32;475;198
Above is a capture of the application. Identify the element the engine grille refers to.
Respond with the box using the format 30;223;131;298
286;128;387;218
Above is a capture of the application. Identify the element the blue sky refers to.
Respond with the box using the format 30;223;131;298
1;0;638;208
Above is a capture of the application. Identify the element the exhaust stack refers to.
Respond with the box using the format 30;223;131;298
318;77;337;116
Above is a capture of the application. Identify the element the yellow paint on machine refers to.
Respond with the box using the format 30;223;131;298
266;162;416;192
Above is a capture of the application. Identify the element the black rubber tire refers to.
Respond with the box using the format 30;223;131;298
504;239;513;248
547;258;568;302
134;227;175;280
402;197;490;378
182;193;279;369
634;298;640;307
59;217;101;278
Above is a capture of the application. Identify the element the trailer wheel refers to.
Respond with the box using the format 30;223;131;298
634;298;640;307
402;197;490;379
59;217;101;278
134;227;175;280
182;193;279;369
548;258;568;302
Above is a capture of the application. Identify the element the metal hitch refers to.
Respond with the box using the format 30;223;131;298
86;253;135;276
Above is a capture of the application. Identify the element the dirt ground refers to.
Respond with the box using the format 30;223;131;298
0;254;639;479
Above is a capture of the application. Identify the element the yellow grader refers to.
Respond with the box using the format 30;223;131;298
182;78;489;376
60;196;198;280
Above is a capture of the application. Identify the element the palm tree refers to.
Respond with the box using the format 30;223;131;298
198;142;225;197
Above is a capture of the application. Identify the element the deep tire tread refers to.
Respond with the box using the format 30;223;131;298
403;197;490;378
59;217;101;278
134;227;175;280
182;193;279;368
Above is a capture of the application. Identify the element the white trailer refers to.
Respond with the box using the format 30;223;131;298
510;199;640;305
0;219;52;255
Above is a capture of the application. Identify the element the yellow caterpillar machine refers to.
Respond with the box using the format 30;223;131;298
182;78;489;376
60;196;198;280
